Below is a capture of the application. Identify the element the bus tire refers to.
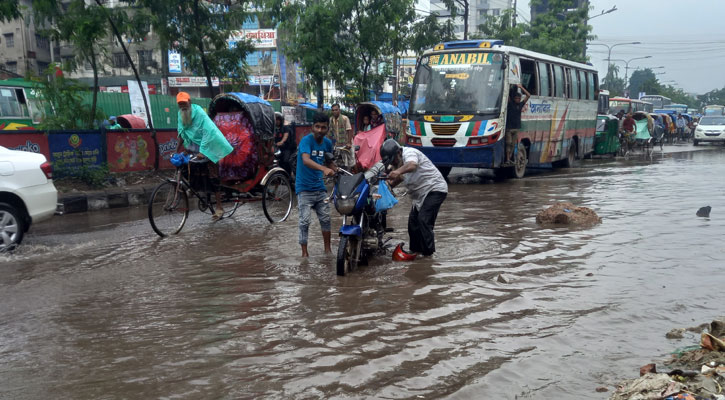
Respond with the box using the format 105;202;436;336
553;144;576;168
511;145;527;179
437;166;452;180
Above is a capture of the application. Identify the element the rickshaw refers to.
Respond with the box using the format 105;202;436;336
617;112;652;156
148;92;293;237
594;114;620;156
649;113;667;150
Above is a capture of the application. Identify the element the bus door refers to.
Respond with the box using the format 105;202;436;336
544;64;567;162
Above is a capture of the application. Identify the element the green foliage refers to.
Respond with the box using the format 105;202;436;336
28;66;104;131
55;163;110;188
473;9;528;47
603;64;625;96
409;15;456;54
32;0;110;128
629;69;657;97
128;0;254;97
697;87;725;108
0;0;21;22
527;0;591;63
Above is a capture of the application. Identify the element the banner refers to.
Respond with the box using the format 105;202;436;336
168;76;220;87
156;131;179;170
228;29;277;49
48;133;104;176
168;51;182;73
106;131;155;172
0;133;50;159
127;80;152;127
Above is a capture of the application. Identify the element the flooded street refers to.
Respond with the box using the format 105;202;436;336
2;146;725;399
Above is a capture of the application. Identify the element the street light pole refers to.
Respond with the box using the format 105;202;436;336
582;5;617;59
607;55;653;96
588;41;642;89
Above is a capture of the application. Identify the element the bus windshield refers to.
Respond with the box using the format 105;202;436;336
410;52;504;116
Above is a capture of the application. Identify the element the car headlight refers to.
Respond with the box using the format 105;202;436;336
335;194;359;215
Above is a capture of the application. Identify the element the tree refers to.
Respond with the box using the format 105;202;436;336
527;0;590;63
628;68;657;97
602;64;625;97
0;0;21;22
698;87;725;108
32;1;110;128
130;0;254;98
29;65;103;131
473;8;528;47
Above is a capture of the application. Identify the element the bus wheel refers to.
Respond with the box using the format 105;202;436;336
553;144;577;168
437;166;452;180
512;145;527;178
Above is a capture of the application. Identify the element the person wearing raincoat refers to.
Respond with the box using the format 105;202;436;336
175;91;233;220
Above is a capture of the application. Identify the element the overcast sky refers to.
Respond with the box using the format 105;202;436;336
518;0;725;95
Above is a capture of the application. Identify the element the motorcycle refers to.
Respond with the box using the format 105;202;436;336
331;165;390;276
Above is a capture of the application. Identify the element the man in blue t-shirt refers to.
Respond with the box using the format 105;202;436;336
296;112;336;257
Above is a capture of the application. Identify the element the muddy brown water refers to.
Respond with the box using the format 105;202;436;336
2;148;725;399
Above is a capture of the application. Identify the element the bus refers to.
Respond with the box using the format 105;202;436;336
407;39;598;178
609;97;654;114
639;95;671;110
664;103;688;114
0;78;45;130
703;105;725;116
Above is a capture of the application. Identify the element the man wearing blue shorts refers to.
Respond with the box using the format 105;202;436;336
296;112;336;257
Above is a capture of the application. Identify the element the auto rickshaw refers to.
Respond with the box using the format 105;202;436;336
594;114;620;156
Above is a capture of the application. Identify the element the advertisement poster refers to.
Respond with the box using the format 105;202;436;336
156;130;179;170
47;133;103;176
228;29;277;49
168;51;182;74
106;131;155;172
127;80;153;127
0;133;50;159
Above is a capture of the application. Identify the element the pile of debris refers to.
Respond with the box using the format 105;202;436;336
536;202;602;226
610;319;725;400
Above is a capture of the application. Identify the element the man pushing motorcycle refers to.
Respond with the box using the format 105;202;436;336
380;139;448;258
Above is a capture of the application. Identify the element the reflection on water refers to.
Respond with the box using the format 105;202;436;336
1;149;725;399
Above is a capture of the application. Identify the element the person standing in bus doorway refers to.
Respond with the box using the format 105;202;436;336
505;84;530;165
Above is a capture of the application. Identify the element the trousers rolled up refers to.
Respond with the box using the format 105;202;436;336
408;191;447;256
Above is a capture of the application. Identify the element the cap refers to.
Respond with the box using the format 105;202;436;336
109;116;116;120
176;92;191;104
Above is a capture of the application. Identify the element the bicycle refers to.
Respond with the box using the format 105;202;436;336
148;153;293;237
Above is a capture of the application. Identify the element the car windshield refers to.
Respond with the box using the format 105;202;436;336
410;52;504;116
699;117;725;125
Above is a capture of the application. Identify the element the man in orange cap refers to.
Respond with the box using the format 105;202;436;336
175;91;233;220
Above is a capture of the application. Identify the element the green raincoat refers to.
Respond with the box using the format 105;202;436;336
177;104;233;163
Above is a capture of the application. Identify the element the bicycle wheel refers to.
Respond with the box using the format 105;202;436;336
263;172;293;223
148;181;189;237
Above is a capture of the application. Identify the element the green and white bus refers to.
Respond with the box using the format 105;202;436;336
0;79;44;130
407;40;599;178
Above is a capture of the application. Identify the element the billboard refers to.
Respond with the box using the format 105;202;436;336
228;29;277;49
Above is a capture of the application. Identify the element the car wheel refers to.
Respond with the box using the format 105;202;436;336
0;202;25;252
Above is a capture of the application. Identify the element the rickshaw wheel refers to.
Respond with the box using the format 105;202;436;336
148;181;189;237
263;172;293;223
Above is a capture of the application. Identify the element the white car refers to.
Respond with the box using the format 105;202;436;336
694;116;725;145
0;146;58;251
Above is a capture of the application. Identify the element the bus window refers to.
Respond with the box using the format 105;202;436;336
0;88;26;117
537;62;551;97
570;69;580;99
553;65;564;98
519;58;538;95
590;73;598;100
578;71;585;100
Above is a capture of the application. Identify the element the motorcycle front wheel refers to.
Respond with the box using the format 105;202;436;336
336;235;360;276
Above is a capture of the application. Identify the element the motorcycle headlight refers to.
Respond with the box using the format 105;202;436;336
335;194;359;215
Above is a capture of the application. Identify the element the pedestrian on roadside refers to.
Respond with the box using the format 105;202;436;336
504;84;530;165
676;114;686;141
296;112;337;257
329;103;353;147
381;139;448;257
274;112;295;175
109;116;122;130
175;91;233;221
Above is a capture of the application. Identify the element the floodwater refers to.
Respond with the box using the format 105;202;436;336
2;146;725;399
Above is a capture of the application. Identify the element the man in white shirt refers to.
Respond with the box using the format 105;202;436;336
381;139;448;256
